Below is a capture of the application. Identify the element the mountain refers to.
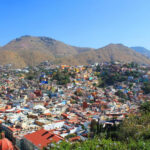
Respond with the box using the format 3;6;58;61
1;36;89;67
131;47;150;58
0;36;150;68
61;44;150;65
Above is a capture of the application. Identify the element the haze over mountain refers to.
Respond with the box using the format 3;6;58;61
0;36;150;68
131;47;150;58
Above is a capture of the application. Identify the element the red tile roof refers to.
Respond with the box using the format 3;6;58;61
69;136;80;142
8;127;21;132
61;113;69;118
24;129;63;149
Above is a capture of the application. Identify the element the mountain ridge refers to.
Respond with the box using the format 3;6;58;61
0;35;150;68
131;46;150;58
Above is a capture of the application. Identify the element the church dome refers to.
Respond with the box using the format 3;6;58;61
0;132;14;150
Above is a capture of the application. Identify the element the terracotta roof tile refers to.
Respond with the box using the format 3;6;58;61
24;129;63;149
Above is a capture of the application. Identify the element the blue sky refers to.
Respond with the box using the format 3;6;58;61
0;0;150;49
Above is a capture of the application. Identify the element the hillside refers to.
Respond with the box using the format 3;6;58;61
131;46;150;58
95;44;150;64
0;36;150;68
61;44;150;65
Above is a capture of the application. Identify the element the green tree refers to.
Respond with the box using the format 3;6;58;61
115;90;127;99
90;119;97;133
96;65;101;72
142;83;150;94
98;77;105;87
52;70;70;85
139;101;150;114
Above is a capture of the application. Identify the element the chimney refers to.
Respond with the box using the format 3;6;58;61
1;132;5;139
